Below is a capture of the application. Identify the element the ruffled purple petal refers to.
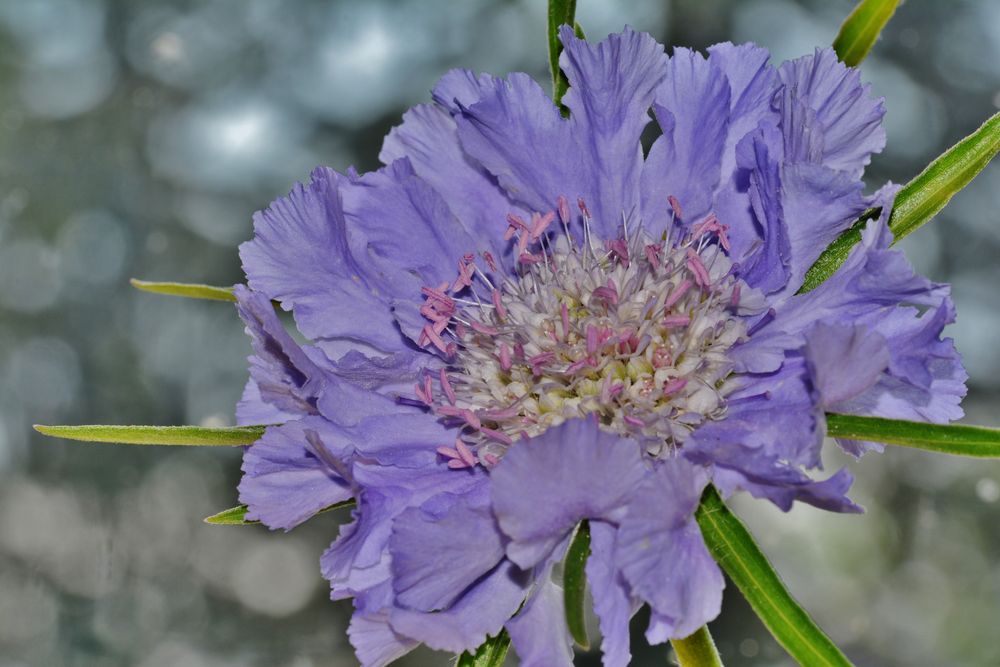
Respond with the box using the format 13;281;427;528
239;168;410;356
235;285;331;417
559;25;668;233
804;321;890;407
238;417;354;531
380;100;524;264
322;460;485;603
504;538;576;667
735;125;791;294
491;417;647;569
339;158;479;349
642;48;731;230
236;378;300;426
686;356;860;513
773;163;870;297
712;465;860;514
390;489;505;612
587;521;639;667
831;298;967;455
432;69;499;112
707;42;780;183
616;458;724;641
456;28;667;237
347;611;418;667
778;48;886;177
389;559;529;654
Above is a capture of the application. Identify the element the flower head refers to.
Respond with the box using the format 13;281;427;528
235;27;965;667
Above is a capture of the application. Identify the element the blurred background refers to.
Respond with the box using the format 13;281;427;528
1;0;998;665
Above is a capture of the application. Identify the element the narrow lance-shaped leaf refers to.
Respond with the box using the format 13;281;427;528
826;414;1000;458
695;486;853;667
547;0;577;111
130;278;237;302
801;111;1000;292
563;520;591;649
34;424;265;446
204;499;356;526
456;629;512;667
832;0;901;67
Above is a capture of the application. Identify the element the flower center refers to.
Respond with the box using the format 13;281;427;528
416;197;749;469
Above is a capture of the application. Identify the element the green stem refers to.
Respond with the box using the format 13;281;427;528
671;625;723;667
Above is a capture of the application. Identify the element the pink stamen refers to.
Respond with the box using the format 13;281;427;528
686;248;711;287
519;252;544;265
561;303;570;341
516;229;530;256
439;369;457;405
421;324;449;353
480;427;513;445
529;352;555;371
482;251;498;273
668;195;683;219
455;438;477;466
530;211;555;240
692;214;731;252
461;409;481;430
577;198;591;219
491;289;508;320
644;243;662;270
435;405;464;418
471;321;499;336
451;258;475;293
624;415;645;427
665;279;692;308
593;279;619;306
557;195;571;224
606;238;630;266
505;213;529;240
448;459;471;469
484;453;501;466
414;382;431;405
499;342;512;371
480;406;520;420
730;283;741;308
663;378;688;395
662;314;691;327
586;325;598;355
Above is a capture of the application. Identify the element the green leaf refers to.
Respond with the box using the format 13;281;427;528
826;413;1000;458
456;629;511;667
695;486;853;667
130;278;237;302
800;111;1000;293
832;0;901;67
563;520;591;650
888;110;1000;241
204;499;356;525
547;0;578;111
33;424;265;446
204;505;259;525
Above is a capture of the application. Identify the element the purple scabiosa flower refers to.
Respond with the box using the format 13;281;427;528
234;26;966;667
